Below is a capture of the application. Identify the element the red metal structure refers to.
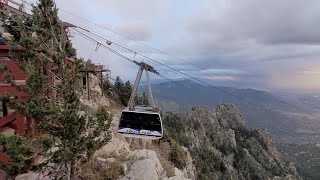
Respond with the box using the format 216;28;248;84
0;1;77;163
0;44;33;162
0;47;76;163
0;45;28;130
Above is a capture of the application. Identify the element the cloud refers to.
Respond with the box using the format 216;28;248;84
87;0;170;20
114;21;152;41
23;0;320;91
199;68;248;75
206;75;237;81
159;0;320;91
266;60;320;92
186;0;320;45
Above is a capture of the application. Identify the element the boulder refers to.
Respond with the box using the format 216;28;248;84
31;32;38;39
163;168;190;180
94;138;131;157
15;172;39;180
124;149;165;179
96;157;107;163
40;176;52;180
123;163;128;173
129;149;158;160
2;33;13;41
106;158;116;163
121;158;158;180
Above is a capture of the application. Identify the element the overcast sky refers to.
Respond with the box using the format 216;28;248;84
24;0;320;92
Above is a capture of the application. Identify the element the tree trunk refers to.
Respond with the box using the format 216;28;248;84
67;163;71;180
70;161;76;180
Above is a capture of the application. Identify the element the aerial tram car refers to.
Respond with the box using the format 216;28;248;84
117;61;163;140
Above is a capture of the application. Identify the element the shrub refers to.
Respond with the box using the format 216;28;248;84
104;161;124;180
169;139;188;169
0;135;34;176
0;64;7;73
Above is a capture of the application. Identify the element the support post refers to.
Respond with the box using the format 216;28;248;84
86;72;90;100
16;112;24;135
145;70;156;110
128;67;143;110
101;72;103;96
26;117;33;135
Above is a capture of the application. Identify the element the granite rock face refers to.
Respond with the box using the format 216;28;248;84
164;104;301;180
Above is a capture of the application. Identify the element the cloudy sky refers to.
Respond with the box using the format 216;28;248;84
24;0;320;92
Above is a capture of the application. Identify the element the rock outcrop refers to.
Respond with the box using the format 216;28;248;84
92;107;195;180
164;104;301;180
37;71;298;180
121;150;165;180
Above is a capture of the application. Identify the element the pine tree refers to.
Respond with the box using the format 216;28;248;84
141;91;149;105
134;92;149;106
113;76;132;106
2;0;111;179
114;76;123;95
123;80;132;105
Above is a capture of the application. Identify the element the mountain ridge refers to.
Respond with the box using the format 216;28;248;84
150;80;320;143
163;104;301;180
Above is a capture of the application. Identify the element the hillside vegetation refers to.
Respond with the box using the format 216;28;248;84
163;104;301;180
278;143;320;180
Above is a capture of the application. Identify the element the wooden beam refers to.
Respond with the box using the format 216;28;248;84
100;72;103;96
0;111;17;127
15;112;24;135
87;72;90;100
26;117;33;134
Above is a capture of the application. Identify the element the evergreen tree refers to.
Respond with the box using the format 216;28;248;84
141;91;149;105
113;76;123;95
135;92;149;106
2;0;111;179
113;77;132;106
122;80;132;106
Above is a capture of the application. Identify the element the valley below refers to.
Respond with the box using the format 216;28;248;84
150;80;320;179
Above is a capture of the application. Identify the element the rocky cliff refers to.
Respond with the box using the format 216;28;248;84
23;73;299;180
163;104;301;180
78;75;299;180
78;112;195;180
12;74;194;180
76;76;196;180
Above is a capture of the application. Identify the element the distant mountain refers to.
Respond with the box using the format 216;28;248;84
149;80;320;142
276;92;320;112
